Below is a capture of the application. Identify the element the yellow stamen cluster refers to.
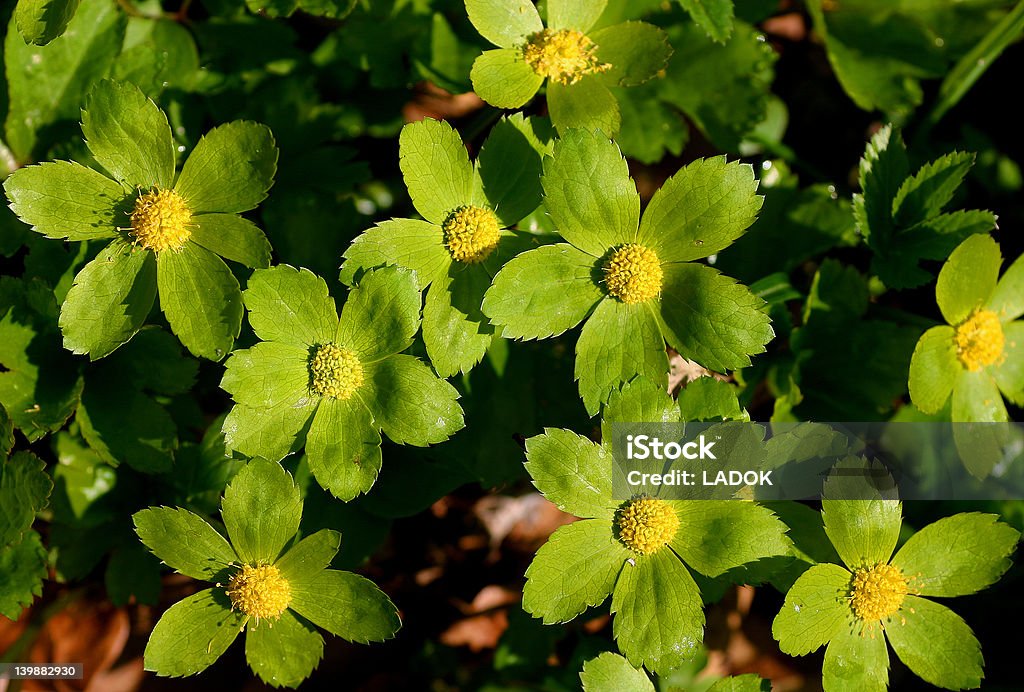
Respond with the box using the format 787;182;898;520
616;496;679;555
309;343;363;400
522;29;610;85
130;188;192;252
226;564;291;623
602;244;663;304
442;205;500;263
954;309;1005;371
849;563;909;622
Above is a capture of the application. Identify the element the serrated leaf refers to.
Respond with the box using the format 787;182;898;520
423;266;493;377
678;0;735;43
952;368;1007;423
989;252;1024;322
548;0;607;33
340;219;450;288
191;214;272;269
221;342;311;410
82;79;175;189
398;118;472;225
601;377;678;443
547;78;621;136
361;355;464;446
337;266;420;362
892;152;974;227
821;498;902;570
993;321;1024;405
0;452;52;548
523;519;627;624
0;530;47;619
639;156;761;262
474;114;548;226
157;242;242;361
306;397;382;501
470;48;545;109
772;562;850;655
657;263;773;372
678;378;744;421
15;0;82;45
524;428;615;519
244;265;338;348
275;529;341;585
134;506;236;581
821;617;889;692
853;125;908;244
908;326;958;414
936;233;1000;325
707;675;770;692
222;458;302;565
3;161;127;241
174;121;278;215
612;550;704;673
592;22;672;87
112;16;200;97
483;244;604;340
580;652;654;692
669;501;788;577
223;400;316;463
245;609;323;688
465;0;542;48
289;570;400;643
144;588;245;678
884;596;982;690
77;382;176;472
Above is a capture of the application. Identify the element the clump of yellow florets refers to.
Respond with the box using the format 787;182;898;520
602;244;663;304
616;496;679;555
954;309;1005;371
522;28;610;85
442;205;500;264
130;188;193;252
849;562;909;623
309;343;364;400
226;564;292;623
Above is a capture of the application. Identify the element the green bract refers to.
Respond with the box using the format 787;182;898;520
0;446;51;619
909;234;1024;422
773;494;1019;691
221;265;464;500
521;378;789;673
134;458;400;688
3;79;277;361
580;652;768;692
483;129;773;414
341;115;550;377
465;0;671;134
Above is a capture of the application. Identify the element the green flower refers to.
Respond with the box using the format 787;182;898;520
465;0;671;134
522;378;789;673
3;79;277;361
341;115;550;377
909;234;1024;422
221;264;464;500
134;458;400;688
581;652;768;692
483;129;773;414
773;495;1019;691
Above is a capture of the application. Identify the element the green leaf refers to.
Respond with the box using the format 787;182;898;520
223;401;316;463
612;549;703;674
190;214;272;269
547;79;621;136
993;321;1024;405
4;0;125;161
157;243;242;361
669;501;788;577
289;569;400;643
0;404;12;457
470;48;545;109
399;118;473;225
601;376;678;441
77;382;176;472
591;22;672;87
952;369;1007;423
524;428;615;519
771;562;850;655
361;355;464;446
678;377;744;421
144;588;245;678
892;152;974;228
337;266;420;362
707;675;770;692
884;596;982;690
482;244;604;339
523;519;628;624
82;79;175;189
821;617;889;692
638;157;762;262
936;234;1001;325
575;299;667;416
275;529;341;585
15;0;81;45
821;498;902;570
0;531;47;619
112;16;200;97
465;0;542;48
175;121;278;214
133;506;237;581
306;397;382;501
475;114;548;226
989;253;1024;322
221;342;311;410
245;609;323;688
60;238;157;359
657;263;773;372
908;326;959;414
892;512;1018;597
3;161;126;241
852;125;909;245
0;452;52;547
340;219;450;288
542;129;638;257
423;266;493;377
580;652;654;692
244;265;338;348
222;458;302;565
106;542;161;607
678;0;735;43
548;0;607;33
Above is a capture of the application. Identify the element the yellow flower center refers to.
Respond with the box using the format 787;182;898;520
602;244;663;304
849;563;908;622
130;188;192;252
226;564;291;623
522;29;611;85
616;496;679;555
309;343;363;400
954;309;1004;371
442;205;500;264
